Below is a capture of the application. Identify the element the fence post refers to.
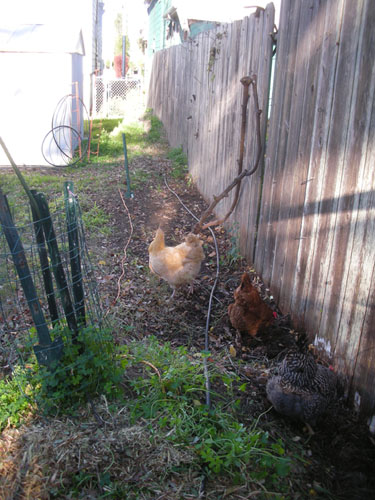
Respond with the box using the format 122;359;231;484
30;189;60;325
64;182;86;327
0;190;63;366
35;192;79;340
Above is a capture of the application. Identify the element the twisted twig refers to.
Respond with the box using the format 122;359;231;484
193;75;262;233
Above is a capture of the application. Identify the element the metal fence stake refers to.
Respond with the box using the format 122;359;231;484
0;190;63;367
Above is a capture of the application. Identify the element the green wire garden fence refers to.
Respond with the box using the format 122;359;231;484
0;181;112;412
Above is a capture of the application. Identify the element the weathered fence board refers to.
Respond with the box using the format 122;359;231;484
147;0;375;422
148;5;275;247
255;0;375;419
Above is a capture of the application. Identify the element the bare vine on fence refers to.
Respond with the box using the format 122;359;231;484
193;75;262;234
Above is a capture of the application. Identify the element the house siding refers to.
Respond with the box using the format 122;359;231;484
147;0;171;57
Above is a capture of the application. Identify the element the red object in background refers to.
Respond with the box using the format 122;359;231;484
114;55;129;78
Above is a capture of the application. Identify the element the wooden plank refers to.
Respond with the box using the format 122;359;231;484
208;24;226;207
308;0;365;352
211;22;233;212
233;15;253;253
346;10;375;410
275;0;326;315
350;265;375;418
189;31;206;184
328;0;375;377
345;61;375;409
180;42;190;152
254;0;299;285
269;1;310;309
289;0;344;333
212;23;230;200
221;20;242;216
241;6;275;260
186;38;196;160
198;30;211;196
250;3;276;263
205;25;220;199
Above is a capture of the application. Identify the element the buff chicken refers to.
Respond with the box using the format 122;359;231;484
228;272;274;337
148;228;204;298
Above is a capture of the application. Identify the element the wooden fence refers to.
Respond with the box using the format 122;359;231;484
147;4;275;256
147;0;375;423
255;0;375;421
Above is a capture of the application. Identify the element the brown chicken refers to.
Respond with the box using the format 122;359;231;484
148;228;204;298
228;272;274;336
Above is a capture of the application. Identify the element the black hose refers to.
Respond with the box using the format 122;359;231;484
41;94;90;167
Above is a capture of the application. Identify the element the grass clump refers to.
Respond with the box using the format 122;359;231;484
143;108;165;144
221;222;243;268
0;370;32;430
28;326;124;415
0;336;291;498
81;201;112;235
87;118;147;163
167;146;188;179
123;337;291;490
88;112;167;165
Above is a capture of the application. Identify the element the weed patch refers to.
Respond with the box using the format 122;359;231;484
0;371;32;430
26;326;124;416
81;201;112;235
122;338;291;490
167;146;188;179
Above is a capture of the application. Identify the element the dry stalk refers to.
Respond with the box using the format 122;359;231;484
193;75;262;234
140;360;166;393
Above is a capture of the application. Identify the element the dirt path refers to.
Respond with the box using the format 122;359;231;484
89;151;375;500
1;129;374;498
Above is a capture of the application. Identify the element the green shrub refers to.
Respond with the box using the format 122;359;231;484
29;326;125;415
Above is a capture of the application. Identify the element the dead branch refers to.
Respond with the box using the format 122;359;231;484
193;74;262;233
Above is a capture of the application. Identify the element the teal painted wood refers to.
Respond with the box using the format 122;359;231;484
147;0;171;57
64;182;86;328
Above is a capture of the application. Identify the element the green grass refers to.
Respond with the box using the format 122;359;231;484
81;201;112;235
87;111;166;165
146;113;165;144
121;338;292;489
167;146;189;179
1;173;63;197
2;335;292;495
0;369;32;429
129;167;152;190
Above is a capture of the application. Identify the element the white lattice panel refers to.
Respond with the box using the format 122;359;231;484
94;77;141;117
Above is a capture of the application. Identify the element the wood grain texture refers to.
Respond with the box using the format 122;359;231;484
147;0;375;419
